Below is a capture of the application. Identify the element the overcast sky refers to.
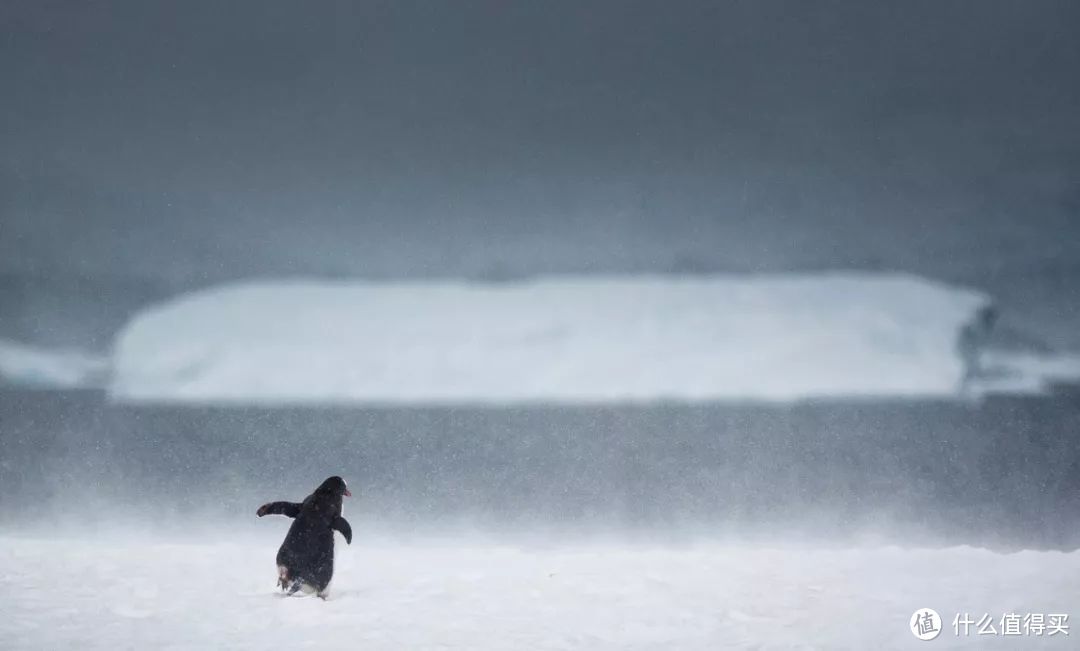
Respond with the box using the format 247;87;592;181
2;1;1078;298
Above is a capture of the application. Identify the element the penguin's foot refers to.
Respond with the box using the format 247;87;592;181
284;580;318;596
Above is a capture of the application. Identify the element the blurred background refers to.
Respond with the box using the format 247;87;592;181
2;0;1080;548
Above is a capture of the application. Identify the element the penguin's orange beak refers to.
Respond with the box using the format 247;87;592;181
344;488;352;497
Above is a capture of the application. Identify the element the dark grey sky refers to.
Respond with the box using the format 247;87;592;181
2;1;1079;346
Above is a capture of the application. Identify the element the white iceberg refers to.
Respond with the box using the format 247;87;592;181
0;338;108;389
109;272;1000;404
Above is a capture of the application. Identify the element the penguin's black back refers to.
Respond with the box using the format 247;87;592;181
276;486;345;592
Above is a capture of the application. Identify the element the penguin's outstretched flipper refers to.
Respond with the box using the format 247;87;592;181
333;516;353;544
257;501;302;518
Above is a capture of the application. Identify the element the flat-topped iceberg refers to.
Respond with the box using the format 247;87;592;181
108;273;996;404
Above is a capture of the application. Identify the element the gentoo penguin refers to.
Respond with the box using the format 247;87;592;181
256;476;353;599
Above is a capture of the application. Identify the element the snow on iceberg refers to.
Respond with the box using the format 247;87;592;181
108;273;995;405
0;338;108;389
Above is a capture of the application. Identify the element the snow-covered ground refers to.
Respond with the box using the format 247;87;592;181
2;533;1076;650
0;338;107;389
110;273;999;404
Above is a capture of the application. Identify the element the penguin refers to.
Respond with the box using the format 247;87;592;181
256;476;353;599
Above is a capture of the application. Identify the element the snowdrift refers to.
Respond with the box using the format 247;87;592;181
109;273;993;404
4;536;1078;650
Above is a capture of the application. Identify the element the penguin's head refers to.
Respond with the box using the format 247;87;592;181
317;475;352;498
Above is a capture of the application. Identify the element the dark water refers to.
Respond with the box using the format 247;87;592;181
3;387;1079;549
